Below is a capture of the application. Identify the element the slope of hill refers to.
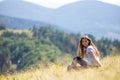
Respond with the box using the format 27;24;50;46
0;27;120;73
0;55;120;80
0;0;53;22
0;15;52;29
51;0;120;39
0;0;120;39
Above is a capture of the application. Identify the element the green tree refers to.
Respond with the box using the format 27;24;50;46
0;24;6;30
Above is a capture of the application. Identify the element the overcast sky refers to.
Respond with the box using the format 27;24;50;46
0;0;120;9
25;0;120;8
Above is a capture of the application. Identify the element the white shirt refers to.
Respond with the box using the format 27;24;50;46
86;45;99;65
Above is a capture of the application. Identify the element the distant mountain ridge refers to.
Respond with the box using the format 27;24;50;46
0;15;50;29
0;0;120;39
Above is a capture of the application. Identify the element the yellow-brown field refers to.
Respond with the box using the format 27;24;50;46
0;55;120;80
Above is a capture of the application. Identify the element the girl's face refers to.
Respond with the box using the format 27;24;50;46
81;38;89;48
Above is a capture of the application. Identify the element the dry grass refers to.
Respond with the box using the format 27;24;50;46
0;55;120;80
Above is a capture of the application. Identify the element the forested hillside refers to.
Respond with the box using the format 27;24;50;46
0;26;120;74
0;15;49;29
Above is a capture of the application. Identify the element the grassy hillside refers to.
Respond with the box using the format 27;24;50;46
0;27;120;75
0;55;120;80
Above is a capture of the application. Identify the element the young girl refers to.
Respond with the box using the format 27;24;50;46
77;35;102;67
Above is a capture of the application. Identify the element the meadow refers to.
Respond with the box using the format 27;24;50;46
0;54;120;80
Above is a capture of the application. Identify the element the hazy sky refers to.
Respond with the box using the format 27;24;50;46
24;0;80;8
0;0;120;9
25;0;120;8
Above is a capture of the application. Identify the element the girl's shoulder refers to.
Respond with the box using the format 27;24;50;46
86;45;95;54
87;45;93;49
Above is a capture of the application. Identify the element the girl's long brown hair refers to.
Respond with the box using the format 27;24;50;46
77;35;101;58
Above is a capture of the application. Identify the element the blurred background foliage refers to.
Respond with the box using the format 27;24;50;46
0;25;120;74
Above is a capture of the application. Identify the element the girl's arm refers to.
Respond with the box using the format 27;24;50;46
89;52;102;67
